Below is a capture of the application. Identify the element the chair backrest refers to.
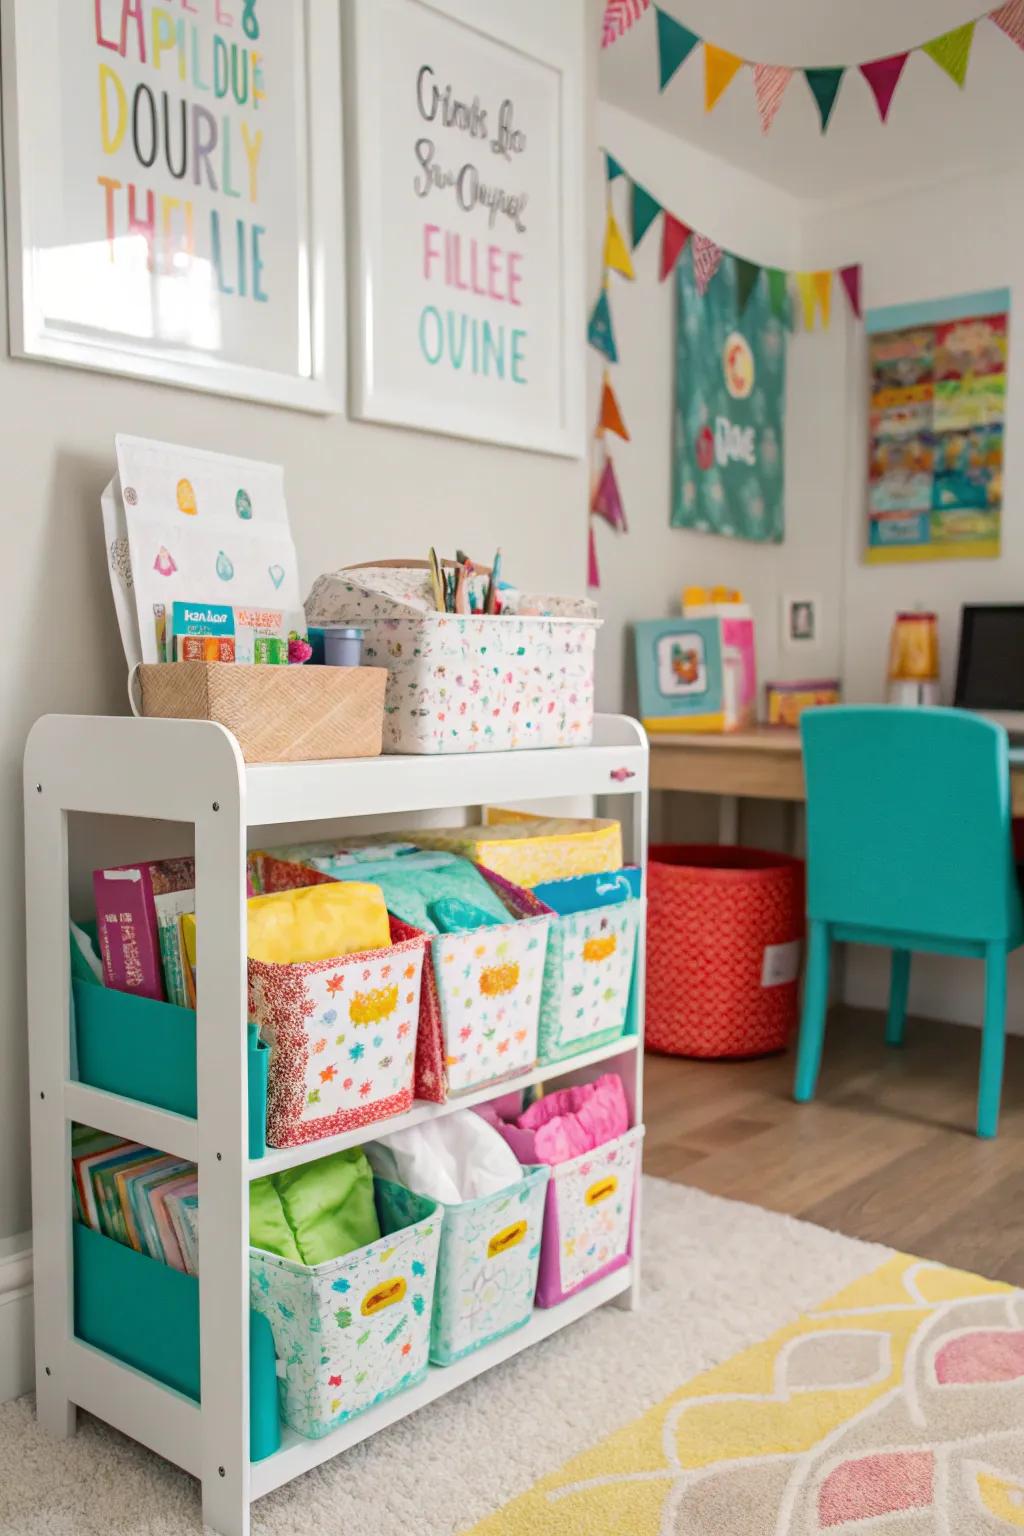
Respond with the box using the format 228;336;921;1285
801;705;1023;944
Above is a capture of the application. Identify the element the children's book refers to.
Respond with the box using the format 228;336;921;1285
93;857;194;1001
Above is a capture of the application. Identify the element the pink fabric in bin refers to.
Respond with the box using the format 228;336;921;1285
487;1074;629;1166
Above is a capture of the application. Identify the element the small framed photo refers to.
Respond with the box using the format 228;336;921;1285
782;594;821;650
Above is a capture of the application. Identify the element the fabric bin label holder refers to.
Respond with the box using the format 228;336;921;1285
544;1126;644;1298
249;919;427;1149
381;1165;550;1366
305;567;599;756
249;1180;441;1441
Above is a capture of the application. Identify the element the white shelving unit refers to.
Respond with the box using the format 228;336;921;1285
24;713;649;1536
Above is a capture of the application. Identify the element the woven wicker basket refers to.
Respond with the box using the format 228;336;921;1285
136;663;385;763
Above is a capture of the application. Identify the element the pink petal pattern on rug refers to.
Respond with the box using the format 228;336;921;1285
935;1329;1024;1385
818;1451;933;1527
753;65;792;132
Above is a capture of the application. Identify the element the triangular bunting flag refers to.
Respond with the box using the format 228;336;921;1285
735;257;761;313
598;374;630;441
601;0;651;49
656;6;700;90
812;270;832;329
992;0;1024;50
592;456;627;531
795;273;817;331
692;232;724;297
840;264;862;319
860;54;909;122
923;22;975;86
605;151;626;182
767;268;791;328
633;183;662;248
604;210;635;279
804;67;845;131
659;213;691;281
587;521;600;590
704;43;743;111
587;289;618;362
753;64;792;132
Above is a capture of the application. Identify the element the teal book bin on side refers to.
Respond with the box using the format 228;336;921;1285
795;706;1024;1138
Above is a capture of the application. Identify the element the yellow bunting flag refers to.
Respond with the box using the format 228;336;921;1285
604;209;635;279
704;43;743;112
796;271;832;330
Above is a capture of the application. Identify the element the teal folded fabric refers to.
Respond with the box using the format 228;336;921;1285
330;852;510;935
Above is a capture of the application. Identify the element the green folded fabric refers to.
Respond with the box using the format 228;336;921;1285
249;1148;380;1267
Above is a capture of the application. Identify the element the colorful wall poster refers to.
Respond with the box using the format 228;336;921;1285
865;289;1009;563
671;254;786;543
344;0;584;456
3;0;344;410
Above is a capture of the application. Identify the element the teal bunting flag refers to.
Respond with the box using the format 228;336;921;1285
735;257;761;313
804;67;845;131
632;183;662;248
588;289;618;363
655;5;699;91
605;151;625;182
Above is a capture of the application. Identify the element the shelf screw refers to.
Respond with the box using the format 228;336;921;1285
35;784;42;793
44;1367;51;1377
216;1153;222;1162
218;1466;225;1478
212;801;220;812
39;1091;44;1101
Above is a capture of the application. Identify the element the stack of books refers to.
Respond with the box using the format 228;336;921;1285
72;1125;199;1275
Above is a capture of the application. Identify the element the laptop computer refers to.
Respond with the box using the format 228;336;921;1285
954;604;1024;739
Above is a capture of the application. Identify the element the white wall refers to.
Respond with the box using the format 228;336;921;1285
0;0;592;1244
802;165;1024;1030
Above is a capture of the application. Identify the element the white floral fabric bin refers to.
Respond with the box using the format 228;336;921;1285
305;567;599;755
383;1165;550;1365
249;1179;442;1440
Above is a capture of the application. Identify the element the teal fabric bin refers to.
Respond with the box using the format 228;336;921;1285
72;980;268;1161
73;1223;280;1460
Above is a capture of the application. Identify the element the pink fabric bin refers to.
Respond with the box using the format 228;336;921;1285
480;1084;643;1307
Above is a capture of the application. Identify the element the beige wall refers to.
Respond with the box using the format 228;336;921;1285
0;0;592;1241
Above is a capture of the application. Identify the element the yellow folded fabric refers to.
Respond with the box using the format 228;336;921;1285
181;883;392;969
247;883;391;963
398;813;623;888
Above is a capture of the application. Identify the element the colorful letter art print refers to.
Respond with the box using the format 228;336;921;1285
671;253;786;544
865;289;1010;564
343;0;584;455
2;0;344;411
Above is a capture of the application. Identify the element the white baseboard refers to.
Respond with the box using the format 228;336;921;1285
0;1235;34;1403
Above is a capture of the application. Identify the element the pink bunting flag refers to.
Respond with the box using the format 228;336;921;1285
753;64;792;133
860;53;909;122
691;232;724;297
587;521;600;589
591;456;627;532
992;0;1024;48
840;264;862;319
601;0;650;48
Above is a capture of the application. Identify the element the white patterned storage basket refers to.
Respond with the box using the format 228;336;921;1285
249;1180;442;1439
381;1164;550;1365
535;1126;644;1308
305;566;599;755
537;897;642;1065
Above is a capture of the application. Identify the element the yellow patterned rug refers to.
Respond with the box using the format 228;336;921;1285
471;1254;1024;1534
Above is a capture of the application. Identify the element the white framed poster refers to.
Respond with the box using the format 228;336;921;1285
1;0;345;412
343;0;585;456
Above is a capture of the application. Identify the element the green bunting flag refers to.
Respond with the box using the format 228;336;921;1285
632;183;662;248
804;67;845;131
587;289;618;363
655;5;700;90
767;268;792;329
735;258;761;313
605;151;626;182
923;22;975;86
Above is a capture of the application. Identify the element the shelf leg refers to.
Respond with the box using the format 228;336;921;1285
613;783;646;1313
196;785;252;1536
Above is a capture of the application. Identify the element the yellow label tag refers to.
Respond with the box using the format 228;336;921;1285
361;1276;406;1316
585;1175;618;1206
487;1220;527;1258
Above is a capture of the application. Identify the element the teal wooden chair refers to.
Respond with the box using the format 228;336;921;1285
794;705;1024;1138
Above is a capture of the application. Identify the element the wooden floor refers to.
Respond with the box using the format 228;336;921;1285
644;1004;1024;1283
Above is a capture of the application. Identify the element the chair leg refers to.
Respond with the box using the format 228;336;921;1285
794;921;831;1103
886;949;911;1047
978;942;1008;1139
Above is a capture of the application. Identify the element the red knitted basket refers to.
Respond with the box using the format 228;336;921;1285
646;845;805;1059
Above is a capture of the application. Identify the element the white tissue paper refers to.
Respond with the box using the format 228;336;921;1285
367;1109;522;1205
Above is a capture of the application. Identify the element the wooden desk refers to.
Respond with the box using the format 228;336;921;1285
648;726;1024;819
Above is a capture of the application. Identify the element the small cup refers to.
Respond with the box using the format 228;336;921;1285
321;626;364;668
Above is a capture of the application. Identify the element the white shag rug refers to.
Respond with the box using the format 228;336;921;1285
0;1180;887;1536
